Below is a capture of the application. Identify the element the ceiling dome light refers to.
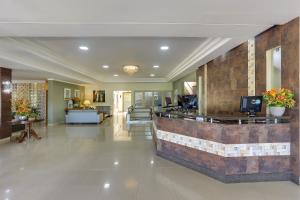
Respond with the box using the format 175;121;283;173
160;46;169;51
79;46;89;51
150;74;155;77
113;74;119;77
123;65;139;76
102;65;109;69
153;65;159;68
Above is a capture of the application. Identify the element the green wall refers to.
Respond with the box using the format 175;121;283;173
48;80;85;124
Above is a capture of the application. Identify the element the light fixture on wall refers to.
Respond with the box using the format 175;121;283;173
123;65;139;76
2;81;12;93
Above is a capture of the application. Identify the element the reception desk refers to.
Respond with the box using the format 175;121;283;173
153;113;291;183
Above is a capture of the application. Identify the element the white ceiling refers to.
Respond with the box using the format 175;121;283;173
0;0;299;83
31;37;206;79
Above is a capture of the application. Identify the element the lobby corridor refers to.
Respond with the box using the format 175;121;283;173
0;115;300;200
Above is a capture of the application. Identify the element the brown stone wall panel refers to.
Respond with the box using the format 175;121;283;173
205;42;248;116
225;157;247;175
255;25;282;113
196;123;223;143
158;140;226;174
157;117;198;138
221;126;242;144
281;18;300;179
246;157;259;174
267;125;291;143
259;156;290;173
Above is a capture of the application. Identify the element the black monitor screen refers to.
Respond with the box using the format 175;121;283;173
240;96;263;114
182;95;198;109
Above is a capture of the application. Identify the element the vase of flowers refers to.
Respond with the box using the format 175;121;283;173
15;99;31;121
263;88;295;117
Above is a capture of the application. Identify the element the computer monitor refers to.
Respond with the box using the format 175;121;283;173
240;96;263;117
182;95;198;109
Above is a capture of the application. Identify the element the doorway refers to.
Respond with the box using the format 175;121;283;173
113;91;132;113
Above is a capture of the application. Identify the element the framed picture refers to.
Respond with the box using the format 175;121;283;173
93;90;105;102
74;89;81;98
64;88;71;99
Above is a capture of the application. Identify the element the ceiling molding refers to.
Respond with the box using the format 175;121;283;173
47;78;86;86
166;37;231;81
0;50;96;84
103;77;168;83
6;38;102;83
12;80;46;84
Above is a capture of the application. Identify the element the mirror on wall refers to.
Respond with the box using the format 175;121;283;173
266;46;281;90
198;76;203;114
184;81;197;95
266;46;282;114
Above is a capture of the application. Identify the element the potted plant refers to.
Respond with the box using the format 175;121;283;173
15;99;31;121
263;88;296;117
28;107;40;121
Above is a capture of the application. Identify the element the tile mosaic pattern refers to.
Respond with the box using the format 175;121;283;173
248;39;256;96
156;129;290;157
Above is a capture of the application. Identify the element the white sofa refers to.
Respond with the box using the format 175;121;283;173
65;110;103;124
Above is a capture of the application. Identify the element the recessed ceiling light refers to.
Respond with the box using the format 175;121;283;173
150;160;154;164
113;74;119;77
102;65;109;69
79;46;89;51
153;65;159;68
150;74;155;77
114;161;119;165
160;46;169;51
104;183;110;189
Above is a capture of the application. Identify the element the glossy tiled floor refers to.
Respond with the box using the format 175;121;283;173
1;114;300;200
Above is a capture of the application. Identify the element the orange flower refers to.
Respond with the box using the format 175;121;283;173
278;95;285;101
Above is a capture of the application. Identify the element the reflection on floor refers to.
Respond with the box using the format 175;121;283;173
0;114;300;200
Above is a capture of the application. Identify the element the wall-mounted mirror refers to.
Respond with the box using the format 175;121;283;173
184;81;197;95
266;46;281;90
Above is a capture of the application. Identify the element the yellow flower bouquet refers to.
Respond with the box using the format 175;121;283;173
263;88;295;108
15;99;31;116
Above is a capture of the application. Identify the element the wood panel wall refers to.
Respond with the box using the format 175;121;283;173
0;67;12;139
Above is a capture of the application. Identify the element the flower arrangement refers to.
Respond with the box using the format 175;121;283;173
15;99;31;116
263;88;295;108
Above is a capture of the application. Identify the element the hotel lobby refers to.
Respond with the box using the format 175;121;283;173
1;1;300;200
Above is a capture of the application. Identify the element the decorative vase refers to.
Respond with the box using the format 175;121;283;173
18;115;28;121
269;106;286;117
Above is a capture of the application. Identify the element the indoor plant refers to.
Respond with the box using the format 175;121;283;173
263;88;295;117
28;107;40;120
15;99;31;120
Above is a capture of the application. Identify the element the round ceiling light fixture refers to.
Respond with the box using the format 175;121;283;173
79;46;89;51
123;65;139;76
160;46;169;51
